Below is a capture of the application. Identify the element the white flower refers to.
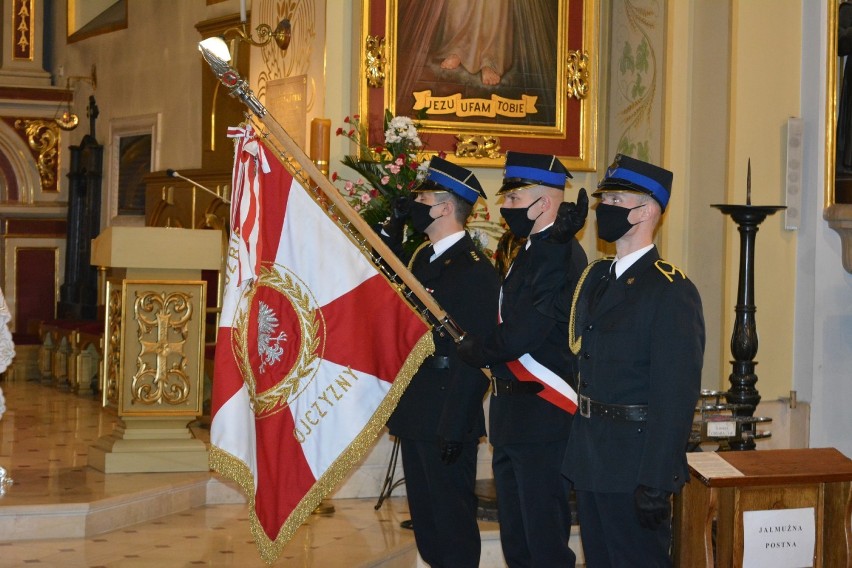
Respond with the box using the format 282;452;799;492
416;160;429;181
469;228;488;251
384;116;423;148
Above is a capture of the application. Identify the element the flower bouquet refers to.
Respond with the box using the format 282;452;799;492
333;110;502;258
333;111;427;230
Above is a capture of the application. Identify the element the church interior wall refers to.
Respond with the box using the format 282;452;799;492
18;0;852;468
722;0;802;402
799;0;852;458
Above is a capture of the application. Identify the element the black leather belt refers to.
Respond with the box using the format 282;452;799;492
490;377;544;396
578;394;648;422
423;355;450;369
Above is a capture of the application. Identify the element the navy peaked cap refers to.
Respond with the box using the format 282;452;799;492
498;151;572;194
593;154;673;211
415;156;486;203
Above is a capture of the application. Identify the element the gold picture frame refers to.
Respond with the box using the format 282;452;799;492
359;0;598;170
826;0;852;273
67;0;128;44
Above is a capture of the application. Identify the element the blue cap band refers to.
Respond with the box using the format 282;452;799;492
427;169;480;203
504;165;566;188
606;167;670;210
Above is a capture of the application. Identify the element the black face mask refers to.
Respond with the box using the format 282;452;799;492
595;202;646;242
500;197;542;238
409;201;444;233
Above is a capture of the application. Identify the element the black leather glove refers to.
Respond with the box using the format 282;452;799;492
381;196;412;242
549;188;588;243
440;438;463;465
634;484;672;530
456;334;487;369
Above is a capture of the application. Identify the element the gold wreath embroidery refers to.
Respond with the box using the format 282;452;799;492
233;265;324;418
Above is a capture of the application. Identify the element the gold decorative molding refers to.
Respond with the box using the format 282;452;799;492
103;282;123;407
566;49;590;100
454;134;502;160
14;119;60;192
825;204;852;273
14;0;34;61
364;35;386;88
132;290;194;406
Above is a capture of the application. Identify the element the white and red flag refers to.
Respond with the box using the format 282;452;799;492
210;124;433;564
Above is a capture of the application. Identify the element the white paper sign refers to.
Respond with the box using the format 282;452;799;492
743;507;815;568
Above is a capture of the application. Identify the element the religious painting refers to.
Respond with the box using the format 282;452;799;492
116;134;151;216
108;114;161;224
360;0;598;170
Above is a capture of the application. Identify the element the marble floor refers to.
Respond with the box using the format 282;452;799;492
0;378;428;567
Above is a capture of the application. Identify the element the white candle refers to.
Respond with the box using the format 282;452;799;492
240;0;247;23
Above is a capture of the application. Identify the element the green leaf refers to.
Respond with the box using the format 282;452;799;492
620;41;635;74
636;39;650;74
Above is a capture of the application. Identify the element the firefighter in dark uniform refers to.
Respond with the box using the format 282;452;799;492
383;157;500;568
457;152;588;568
562;154;705;567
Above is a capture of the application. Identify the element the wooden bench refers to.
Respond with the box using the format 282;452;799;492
38;320;103;395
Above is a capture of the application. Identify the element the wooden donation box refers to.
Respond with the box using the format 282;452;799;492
674;448;852;567
87;227;221;473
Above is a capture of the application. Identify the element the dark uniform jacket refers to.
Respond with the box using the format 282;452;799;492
563;246;704;494
476;230;587;446
386;233;500;442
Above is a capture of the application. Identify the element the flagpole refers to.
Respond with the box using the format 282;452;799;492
199;44;464;341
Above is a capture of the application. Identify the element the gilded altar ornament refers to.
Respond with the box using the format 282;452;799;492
132;290;193;405
455;134;502;159
103;285;123;407
566;50;591;100
14;0;34;61
365;35;386;88
233;265;323;419
14;119;59;191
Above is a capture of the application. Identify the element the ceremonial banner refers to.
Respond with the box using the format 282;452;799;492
210;124;434;564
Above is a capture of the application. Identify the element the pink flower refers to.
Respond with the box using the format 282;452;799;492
380;175;390;185
395;157;404;166
354;204;361;212
388;164;400;174
361;193;372;204
344;180;354;191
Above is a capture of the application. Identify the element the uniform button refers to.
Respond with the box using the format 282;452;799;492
583;352;591;359
581;381;588;388
440;386;446;391
674;474;680;481
585;325;593;331
637;427;643;433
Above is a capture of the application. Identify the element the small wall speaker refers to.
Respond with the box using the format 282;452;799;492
784;117;804;230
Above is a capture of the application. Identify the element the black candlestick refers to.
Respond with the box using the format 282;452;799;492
711;203;785;450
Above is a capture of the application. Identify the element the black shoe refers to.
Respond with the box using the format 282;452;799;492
399;519;414;530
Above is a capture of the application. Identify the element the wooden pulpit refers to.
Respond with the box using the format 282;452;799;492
674;448;852;567
87;227;222;473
